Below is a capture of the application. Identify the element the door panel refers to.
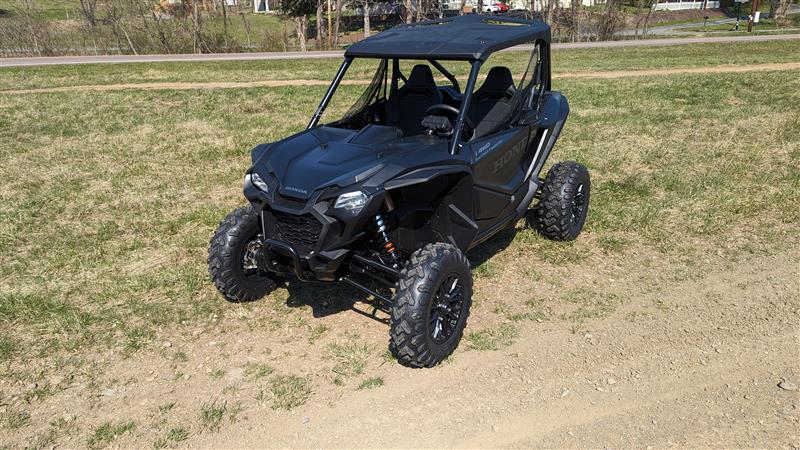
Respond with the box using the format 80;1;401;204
471;127;533;223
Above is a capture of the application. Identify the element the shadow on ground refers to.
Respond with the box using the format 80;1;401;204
279;220;526;324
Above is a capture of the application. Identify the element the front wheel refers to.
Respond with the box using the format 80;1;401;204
208;205;279;302
389;243;473;368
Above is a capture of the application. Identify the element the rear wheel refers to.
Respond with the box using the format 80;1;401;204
208;205;279;302
532;161;591;241
389;243;472;368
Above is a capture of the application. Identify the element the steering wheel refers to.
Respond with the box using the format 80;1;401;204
425;104;475;134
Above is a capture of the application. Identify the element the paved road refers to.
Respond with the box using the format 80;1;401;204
619;4;800;36
619;16;740;36
2;33;799;68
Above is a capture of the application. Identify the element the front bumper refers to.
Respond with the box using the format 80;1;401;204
259;201;352;282
244;169;384;281
262;238;349;282
245;175;384;282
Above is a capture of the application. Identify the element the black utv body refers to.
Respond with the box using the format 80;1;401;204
209;14;590;368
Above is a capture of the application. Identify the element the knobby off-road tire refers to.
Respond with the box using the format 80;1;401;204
390;243;473;368
208;205;278;302
533;161;591;241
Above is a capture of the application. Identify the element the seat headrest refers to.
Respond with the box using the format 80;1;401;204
405;64;436;89
478;66;515;93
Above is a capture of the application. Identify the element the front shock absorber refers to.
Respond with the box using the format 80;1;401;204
373;213;401;267
372;196;401;267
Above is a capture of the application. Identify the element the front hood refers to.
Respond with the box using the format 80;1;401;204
252;125;439;200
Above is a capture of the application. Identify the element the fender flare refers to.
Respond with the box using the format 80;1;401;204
385;166;478;252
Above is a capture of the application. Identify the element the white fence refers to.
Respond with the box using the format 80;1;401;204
653;0;720;11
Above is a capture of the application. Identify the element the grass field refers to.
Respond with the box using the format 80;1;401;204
0;42;799;447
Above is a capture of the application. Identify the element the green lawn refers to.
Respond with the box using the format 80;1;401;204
0;42;798;447
0;0;77;20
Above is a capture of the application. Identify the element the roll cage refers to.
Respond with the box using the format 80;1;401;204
307;14;552;156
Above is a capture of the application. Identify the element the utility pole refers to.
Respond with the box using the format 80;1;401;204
747;0;760;32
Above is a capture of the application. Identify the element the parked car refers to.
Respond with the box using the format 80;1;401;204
483;1;502;13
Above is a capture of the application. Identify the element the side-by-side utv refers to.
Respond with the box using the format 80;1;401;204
208;14;590;367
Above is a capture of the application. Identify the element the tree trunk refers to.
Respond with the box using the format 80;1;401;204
327;0;332;48
405;0;412;22
118;21;138;55
333;0;342;46
192;0;203;53
363;0;370;37
240;12;252;47
150;7;173;53
543;0;554;24
221;0;229;49
316;0;324;48
768;0;778;18
570;0;579;42
641;0;654;38
295;15;307;51
597;0;622;41
78;0;97;26
416;0;422;21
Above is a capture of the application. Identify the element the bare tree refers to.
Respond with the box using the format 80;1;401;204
597;0;623;41
78;0;98;25
14;0;49;56
220;0;229;49
148;4;173;53
240;11;252;47
77;0;100;54
316;0;325;48
327;0;332;47
191;0;203;53
632;0;655;39
280;0;314;51
363;0;370;37
405;0;413;22
333;0;344;45
295;15;308;50
569;0;581;42
104;0;138;54
770;0;793;24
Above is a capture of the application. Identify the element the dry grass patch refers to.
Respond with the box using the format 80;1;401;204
270;375;312;410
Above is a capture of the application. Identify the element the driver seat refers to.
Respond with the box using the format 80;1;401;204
469;66;516;138
386;65;443;136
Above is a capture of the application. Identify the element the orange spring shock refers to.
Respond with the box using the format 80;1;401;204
373;213;400;265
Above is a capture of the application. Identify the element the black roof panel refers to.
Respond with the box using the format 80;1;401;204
344;14;550;61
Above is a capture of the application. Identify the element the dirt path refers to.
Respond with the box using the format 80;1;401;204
187;248;800;448
3;62;799;95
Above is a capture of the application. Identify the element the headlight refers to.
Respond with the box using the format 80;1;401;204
248;172;269;193
333;191;368;214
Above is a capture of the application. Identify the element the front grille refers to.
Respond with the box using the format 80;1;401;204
272;210;322;252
